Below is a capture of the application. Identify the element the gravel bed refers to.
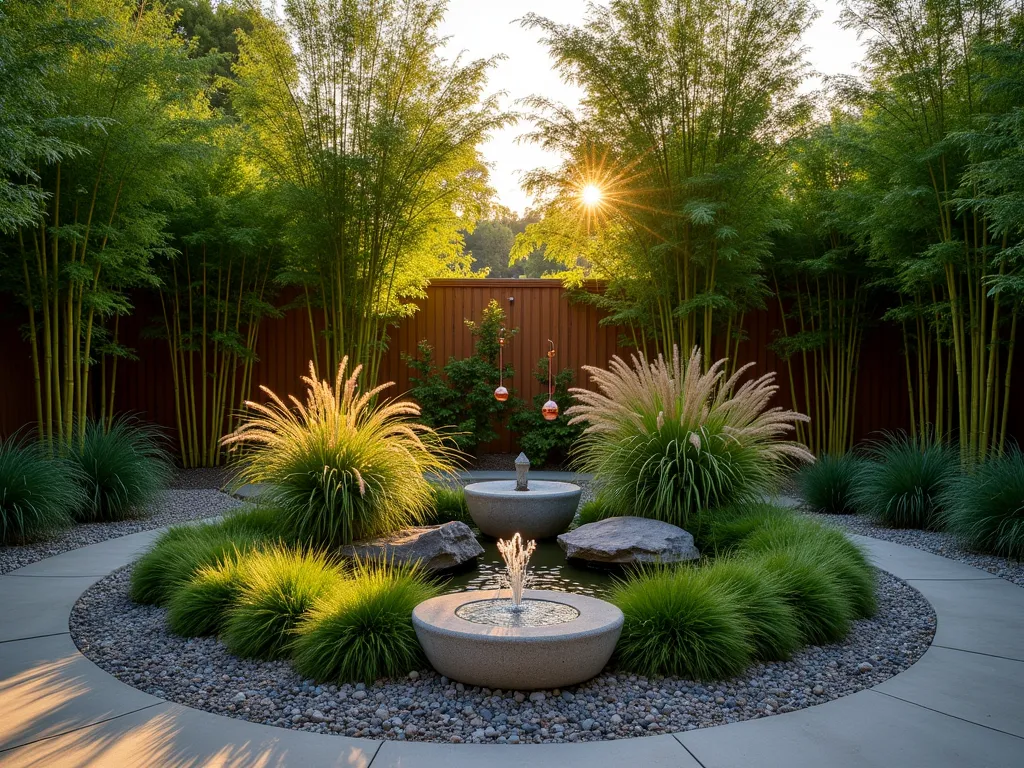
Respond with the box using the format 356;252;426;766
470;453;569;472
809;512;1024;587
0;488;243;575
169;467;237;491
72;568;933;744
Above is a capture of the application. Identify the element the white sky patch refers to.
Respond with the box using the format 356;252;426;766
438;0;864;217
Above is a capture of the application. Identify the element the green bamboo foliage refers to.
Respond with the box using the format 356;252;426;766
230;0;510;385
157;136;283;467
771;121;871;455
514;0;815;359
838;0;1021;463
10;0;213;448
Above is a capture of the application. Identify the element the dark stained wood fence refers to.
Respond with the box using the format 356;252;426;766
1;278;1019;457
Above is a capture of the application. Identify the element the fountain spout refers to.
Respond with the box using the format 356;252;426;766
496;532;536;609
515;452;530;491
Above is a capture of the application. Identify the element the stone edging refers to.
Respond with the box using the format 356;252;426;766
0;528;1022;766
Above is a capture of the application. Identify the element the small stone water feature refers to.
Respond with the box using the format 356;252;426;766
412;532;623;690
463;453;582;539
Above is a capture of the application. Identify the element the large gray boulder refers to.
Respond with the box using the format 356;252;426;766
339;522;483;572
557;516;700;565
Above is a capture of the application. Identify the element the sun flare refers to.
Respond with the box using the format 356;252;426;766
581;183;603;207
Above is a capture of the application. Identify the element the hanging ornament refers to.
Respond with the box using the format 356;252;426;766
542;339;559;421
494;327;509;402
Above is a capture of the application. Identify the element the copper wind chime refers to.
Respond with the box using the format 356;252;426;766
494;327;509;402
493;329;559;421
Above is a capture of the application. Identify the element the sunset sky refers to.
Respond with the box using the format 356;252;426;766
437;0;865;216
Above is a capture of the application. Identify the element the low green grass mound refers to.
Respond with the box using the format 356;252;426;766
575;495;616;527
223;547;342;660
752;546;853;645
218;504;291;541
701;558;801;661
940;448;1024;559
130;523;270;605
167;558;243;637
608;566;753;680
292;563;440;684
70;417;174;522
740;515;877;618
797;454;863;514
693;502;794;554
0;436;83;544
852;433;957;529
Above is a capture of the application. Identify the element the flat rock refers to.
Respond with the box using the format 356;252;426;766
339;521;483;572
558;516;700;564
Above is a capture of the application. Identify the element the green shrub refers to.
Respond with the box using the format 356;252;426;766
575;495;616;527
702;558;801;661
852;433;957;529
608;566;753;680
423;485;471;526
0;436;83;544
167;558;243;637
940;448;1024;559
568;348;812;528
69;416;174;522
292;562;440;683
508;358;582;466
222;547;342;660
130;524;270;605
753;547;853;644
403;300;519;453
797;454;864;514
223;359;459;548
740;516;876;618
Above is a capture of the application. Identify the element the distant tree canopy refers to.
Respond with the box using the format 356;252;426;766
464;214;564;278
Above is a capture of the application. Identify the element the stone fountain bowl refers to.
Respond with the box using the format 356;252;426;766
463;480;582;539
412;588;623;690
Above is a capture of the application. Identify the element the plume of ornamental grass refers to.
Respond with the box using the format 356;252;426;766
569;347;812;527
223;359;460;548
940;448;1024;560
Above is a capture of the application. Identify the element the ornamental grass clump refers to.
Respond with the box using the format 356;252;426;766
223;359;459;548
69;417;174;522
223;547;342;660
940;448;1024;559
0;436;83;544
568;347;812;528
752;546;853;645
692;502;795;554
167;558;243;637
130;524;271;605
292;562;440;684
608;566;753;680
701;558;801;661
797;453;864;514
852;433;957;529
740;516;877;619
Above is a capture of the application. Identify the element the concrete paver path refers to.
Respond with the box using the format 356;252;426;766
1;525;1021;767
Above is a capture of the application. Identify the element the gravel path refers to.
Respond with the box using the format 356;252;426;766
72;568;933;745
0;483;243;575
808;513;1024;588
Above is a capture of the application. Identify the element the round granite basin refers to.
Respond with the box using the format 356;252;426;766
464;480;582;539
412;588;623;690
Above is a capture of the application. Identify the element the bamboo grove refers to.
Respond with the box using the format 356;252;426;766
515;0;1024;464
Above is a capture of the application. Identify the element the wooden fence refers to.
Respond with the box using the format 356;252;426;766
2;278;1019;457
